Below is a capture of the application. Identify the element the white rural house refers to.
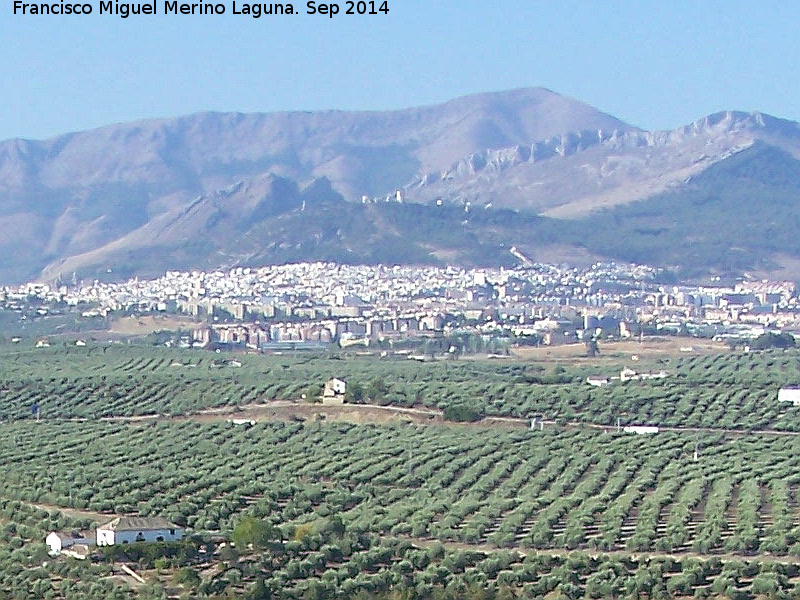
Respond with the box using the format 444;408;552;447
96;517;183;546
46;531;90;555
322;378;347;404
778;388;800;406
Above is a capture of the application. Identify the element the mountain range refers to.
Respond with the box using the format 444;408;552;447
2;87;800;284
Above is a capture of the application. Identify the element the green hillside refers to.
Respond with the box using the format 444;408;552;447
574;143;800;275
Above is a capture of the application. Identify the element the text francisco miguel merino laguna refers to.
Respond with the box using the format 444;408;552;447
13;1;389;16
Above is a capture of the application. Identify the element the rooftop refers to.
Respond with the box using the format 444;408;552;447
98;517;178;531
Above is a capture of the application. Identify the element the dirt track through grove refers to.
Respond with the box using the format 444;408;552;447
84;400;800;438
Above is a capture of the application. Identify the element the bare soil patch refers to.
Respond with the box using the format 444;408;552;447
109;315;198;336
511;337;727;363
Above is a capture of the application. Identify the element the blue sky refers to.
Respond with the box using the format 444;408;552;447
2;0;798;140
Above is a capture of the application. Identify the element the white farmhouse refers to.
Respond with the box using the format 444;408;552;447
778;388;800;406
322;378;347;405
96;517;183;546
46;531;90;555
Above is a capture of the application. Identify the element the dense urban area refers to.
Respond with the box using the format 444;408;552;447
3;262;799;352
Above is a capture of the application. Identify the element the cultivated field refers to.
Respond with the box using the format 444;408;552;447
1;343;800;431
2;342;800;599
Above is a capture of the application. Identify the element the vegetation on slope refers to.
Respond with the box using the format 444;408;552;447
2;342;800;432
573;143;800;275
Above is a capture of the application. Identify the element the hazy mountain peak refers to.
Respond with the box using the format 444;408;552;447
687;110;795;134
1;88;800;283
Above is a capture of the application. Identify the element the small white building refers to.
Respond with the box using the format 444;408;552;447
46;531;90;556
620;368;669;382
778;388;800;406
96;517;183;546
623;425;660;435
322;378;347;405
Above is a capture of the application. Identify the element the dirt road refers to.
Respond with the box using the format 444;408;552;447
89;400;800;438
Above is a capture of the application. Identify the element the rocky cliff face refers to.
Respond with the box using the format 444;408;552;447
403;111;800;216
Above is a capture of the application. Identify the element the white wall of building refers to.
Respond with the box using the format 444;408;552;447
97;527;182;546
46;532;66;553
779;388;800;406
47;532;89;554
329;378;346;394
623;426;659;435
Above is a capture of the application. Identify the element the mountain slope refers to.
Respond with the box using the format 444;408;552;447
570;142;800;276
0;88;632;282
0;88;632;200
403;111;800;215
4;89;800;283
39;175;558;282
39;143;800;282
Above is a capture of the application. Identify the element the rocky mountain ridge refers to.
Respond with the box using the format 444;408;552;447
403;110;800;215
2;89;800;283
